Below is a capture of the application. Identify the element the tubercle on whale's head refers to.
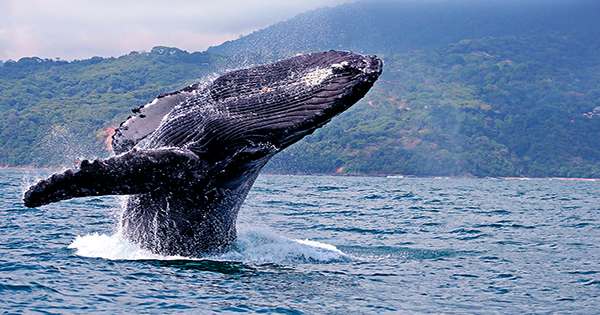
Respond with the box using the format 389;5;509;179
274;51;384;150
332;53;383;83
326;53;383;111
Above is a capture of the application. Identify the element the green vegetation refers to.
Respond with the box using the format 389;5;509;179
1;0;600;177
270;35;600;177
0;47;217;165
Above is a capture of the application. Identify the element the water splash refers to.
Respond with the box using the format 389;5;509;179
34;124;98;167
68;227;347;264
217;227;347;264
69;232;170;260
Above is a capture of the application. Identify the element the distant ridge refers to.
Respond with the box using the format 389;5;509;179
208;0;600;177
208;0;600;61
1;0;600;177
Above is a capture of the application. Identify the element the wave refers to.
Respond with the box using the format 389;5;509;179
68;227;347;265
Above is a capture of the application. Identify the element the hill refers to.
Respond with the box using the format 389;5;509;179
210;0;600;177
1;0;600;177
209;0;600;59
0;47;217;165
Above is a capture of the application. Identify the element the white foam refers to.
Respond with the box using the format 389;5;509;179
68;232;186;260
68;227;347;264
216;228;347;264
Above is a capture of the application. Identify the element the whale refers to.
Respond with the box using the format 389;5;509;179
23;51;383;256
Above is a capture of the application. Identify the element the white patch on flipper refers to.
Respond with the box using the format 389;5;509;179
112;76;219;152
119;93;189;142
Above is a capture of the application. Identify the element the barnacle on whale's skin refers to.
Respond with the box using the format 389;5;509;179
23;51;383;257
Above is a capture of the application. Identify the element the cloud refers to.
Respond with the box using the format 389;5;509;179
0;0;349;60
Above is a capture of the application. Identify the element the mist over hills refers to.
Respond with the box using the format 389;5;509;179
2;0;600;177
209;0;600;60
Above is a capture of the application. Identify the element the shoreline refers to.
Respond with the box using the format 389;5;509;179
265;173;600;181
2;166;598;181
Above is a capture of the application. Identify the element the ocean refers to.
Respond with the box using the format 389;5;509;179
1;168;599;313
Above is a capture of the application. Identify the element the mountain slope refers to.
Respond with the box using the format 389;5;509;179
1;0;600;177
209;0;600;61
0;48;217;165
266;35;600;176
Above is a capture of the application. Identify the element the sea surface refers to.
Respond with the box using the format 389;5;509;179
1;168;599;314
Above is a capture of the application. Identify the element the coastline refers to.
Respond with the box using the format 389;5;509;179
2;165;598;181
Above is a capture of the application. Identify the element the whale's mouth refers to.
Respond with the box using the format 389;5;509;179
273;54;382;150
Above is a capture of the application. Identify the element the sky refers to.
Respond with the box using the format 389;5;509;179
0;0;349;61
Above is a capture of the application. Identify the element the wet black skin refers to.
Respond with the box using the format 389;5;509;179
23;51;383;256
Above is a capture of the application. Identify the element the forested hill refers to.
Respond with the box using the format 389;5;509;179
2;0;600;177
208;0;600;61
0;48;218;165
211;0;600;177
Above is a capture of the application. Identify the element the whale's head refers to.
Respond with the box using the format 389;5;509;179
203;51;383;157
273;51;383;148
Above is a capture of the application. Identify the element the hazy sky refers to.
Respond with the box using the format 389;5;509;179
0;0;349;61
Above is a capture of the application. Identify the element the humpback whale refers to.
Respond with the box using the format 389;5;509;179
23;51;383;256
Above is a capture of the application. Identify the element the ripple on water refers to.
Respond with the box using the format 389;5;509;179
361;194;385;200
3;170;600;313
340;245;475;261
316;185;346;192
392;192;421;200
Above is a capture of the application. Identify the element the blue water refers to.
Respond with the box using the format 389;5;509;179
1;168;599;313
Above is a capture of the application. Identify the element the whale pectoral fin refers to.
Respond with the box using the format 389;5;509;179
23;148;207;208
112;87;198;154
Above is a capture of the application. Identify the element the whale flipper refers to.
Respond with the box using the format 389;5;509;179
23;148;207;208
112;88;200;154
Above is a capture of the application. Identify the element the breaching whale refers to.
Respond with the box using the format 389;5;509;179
23;51;383;256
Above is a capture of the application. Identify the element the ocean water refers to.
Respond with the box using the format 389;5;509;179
1;168;599;314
